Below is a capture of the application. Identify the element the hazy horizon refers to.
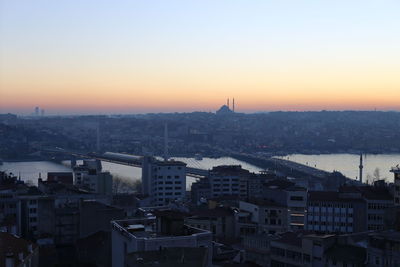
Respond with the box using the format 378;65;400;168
1;1;400;113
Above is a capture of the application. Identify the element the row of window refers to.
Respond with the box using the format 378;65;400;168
265;218;282;225
368;203;390;210
308;212;353;217
213;184;239;187
156;186;182;190
155;175;182;179
212;178;239;182
309;203;353;208
213;188;238;192
154;166;182;170
308;221;353;227
157;192;181;196
156;181;182;184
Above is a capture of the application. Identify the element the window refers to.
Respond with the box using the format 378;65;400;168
290;196;303;201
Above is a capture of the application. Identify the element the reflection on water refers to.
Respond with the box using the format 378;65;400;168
0;157;262;190
276;154;400;182
3;155;400;187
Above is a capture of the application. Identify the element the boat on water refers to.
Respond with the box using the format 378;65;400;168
194;154;203;160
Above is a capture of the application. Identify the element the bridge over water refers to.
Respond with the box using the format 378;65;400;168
41;148;209;178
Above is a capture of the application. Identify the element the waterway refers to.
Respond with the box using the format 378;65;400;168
0;157;262;189
275;153;400;182
3;154;399;188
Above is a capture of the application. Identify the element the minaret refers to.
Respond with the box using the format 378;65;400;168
359;153;363;183
233;98;235;112
227;98;230;109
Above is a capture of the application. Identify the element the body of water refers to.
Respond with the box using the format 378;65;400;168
276;153;400;182
4;154;397;188
0;157;262;190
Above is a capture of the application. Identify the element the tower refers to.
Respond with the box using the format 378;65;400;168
233;98;235;112
359;153;363;183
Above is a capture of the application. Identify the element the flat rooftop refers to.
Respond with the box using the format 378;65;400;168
112;218;209;239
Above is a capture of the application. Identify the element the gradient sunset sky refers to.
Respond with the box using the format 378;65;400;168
1;0;400;114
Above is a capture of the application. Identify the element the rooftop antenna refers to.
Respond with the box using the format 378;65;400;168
164;122;169;161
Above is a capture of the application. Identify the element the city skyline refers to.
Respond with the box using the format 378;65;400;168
1;0;400;115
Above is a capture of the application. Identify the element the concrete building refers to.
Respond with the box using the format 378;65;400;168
263;179;307;230
243;233;278;267
307;191;366;234
307;185;392;234
141;157;186;206
367;230;400;267
73;159;112;195
185;207;237;241
208;165;249;198
270;232;337;267
391;166;400;206
0;232;39;267
239;198;289;234
111;210;213;267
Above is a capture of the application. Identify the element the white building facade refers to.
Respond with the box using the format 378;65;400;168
142;157;186;206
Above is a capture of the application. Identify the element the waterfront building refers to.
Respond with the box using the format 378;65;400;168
141;156;186;206
73;159;112;195
111;210;213;267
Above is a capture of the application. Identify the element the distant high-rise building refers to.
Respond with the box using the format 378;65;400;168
34;107;39;116
40;109;45;116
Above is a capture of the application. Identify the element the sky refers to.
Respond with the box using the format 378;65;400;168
1;0;400;115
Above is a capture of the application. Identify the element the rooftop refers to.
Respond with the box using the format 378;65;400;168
325;245;366;264
0;232;38;266
309;191;365;203
112;218;209;239
210;165;250;176
156;160;187;166
126;247;208;267
243;198;285;208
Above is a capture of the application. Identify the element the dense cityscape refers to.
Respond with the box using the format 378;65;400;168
2;0;400;266
1;107;400;266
